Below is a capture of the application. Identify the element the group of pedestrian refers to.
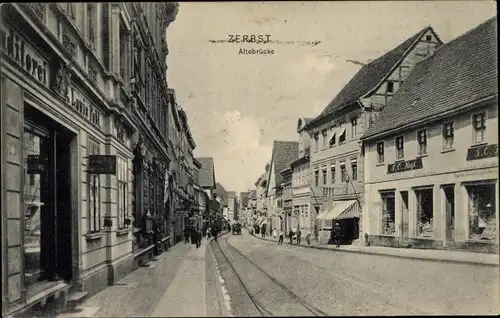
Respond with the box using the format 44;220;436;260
183;225;203;248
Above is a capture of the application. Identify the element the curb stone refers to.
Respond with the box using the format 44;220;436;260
246;230;499;267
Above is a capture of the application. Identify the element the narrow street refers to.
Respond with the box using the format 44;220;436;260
215;232;499;316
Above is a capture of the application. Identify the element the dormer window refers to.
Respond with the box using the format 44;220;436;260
329;129;337;148
351;117;358;137
426;35;432;41
395;136;404;160
339;127;346;144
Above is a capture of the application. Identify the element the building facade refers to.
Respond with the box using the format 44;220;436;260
281;167;293;233
306;26;442;244
291;118;315;236
227;191;236;221
265;141;299;234
362;17;498;253
1;2;178;315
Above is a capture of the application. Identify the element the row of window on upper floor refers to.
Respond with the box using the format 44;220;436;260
311;116;362;153
292;163;310;187
374;112;490;164
313;158;358;187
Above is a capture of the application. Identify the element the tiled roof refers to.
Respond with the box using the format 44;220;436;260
269;141;299;188
215;182;228;205
307;26;437;129
196;157;215;188
362;17;498;140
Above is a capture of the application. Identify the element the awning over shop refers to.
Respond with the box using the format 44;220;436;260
254;217;264;226
316;200;358;220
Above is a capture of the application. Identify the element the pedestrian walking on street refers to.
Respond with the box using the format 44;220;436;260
196;229;202;248
272;228;277;240
296;229;302;245
306;233;311;245
288;229;293;244
333;222;342;247
184;227;190;244
278;229;284;245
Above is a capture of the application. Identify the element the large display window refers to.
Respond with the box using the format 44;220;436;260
467;184;496;241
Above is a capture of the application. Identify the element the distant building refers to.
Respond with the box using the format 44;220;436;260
227;191;237;221
361;17;498;253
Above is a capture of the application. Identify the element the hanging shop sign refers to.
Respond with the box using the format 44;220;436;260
0;25;50;87
27;155;44;174
466;144;498;161
88;155;117;175
387;157;423;174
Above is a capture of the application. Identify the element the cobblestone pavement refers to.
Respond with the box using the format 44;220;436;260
56;239;223;318
225;233;499;316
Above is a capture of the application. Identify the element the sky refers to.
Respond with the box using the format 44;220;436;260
167;1;496;193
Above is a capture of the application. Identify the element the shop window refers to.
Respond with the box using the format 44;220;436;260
322;167;327;185
442;122;454;150
340;162;347;182
417;129;427;155
377;142;384;163
416;188;434;237
322;129;328;149
351;117;358;137
381;192;395;235
330;165;336;184
467;184;496;241
314;169;319;187
395;136;404;160
88;140;102;233
117;156;129;229
351;159;358;181
472;112;486;143
87;3;96;49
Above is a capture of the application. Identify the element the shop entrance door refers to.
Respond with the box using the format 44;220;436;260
400;191;409;237
443;186;455;243
24;106;74;288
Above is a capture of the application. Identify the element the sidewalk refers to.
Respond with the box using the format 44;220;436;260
56;239;219;318
248;230;499;266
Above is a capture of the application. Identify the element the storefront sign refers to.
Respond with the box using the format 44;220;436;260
88;155;116;175
68;87;103;129
387;158;423;174
27;155;44;174
1;26;49;87
466;144;498;161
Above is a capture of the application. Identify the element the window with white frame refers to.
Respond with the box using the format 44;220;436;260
88;139;101;233
417;129;427;155
314;169;319;187
443;122;454;150
376;142;384;163
322;167;327;185
340;162;347;182
351;159;357;181
117;156;129;229
330;164;336;184
329;130;336;148
314;133;319;151
321;129;328;149
351;117;358;137
395;136;404;160
472;112;486;143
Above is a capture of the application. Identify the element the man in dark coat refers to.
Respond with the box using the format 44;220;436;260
184;227;190;244
333;222;342;247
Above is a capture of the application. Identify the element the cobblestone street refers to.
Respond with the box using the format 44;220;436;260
218;233;499;316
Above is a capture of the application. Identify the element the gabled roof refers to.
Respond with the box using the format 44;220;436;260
196;157;216;188
362;17;498;141
306;26;441;129
267;141;299;192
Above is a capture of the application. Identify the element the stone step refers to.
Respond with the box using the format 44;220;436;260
68;291;88;303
